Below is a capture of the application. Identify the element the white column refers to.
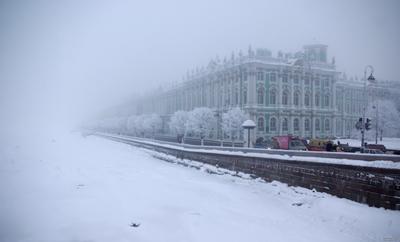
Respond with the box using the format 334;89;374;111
300;116;305;137
247;65;257;106
312;116;316;139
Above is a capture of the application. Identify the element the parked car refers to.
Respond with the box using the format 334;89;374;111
366;144;386;153
308;139;333;151
272;135;307;151
254;137;272;149
362;148;384;154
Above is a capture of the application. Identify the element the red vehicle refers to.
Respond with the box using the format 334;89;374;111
272;135;308;151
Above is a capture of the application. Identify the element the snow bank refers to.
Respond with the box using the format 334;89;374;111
337;138;400;150
106;134;400;170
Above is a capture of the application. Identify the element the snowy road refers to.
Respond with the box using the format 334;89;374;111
1;132;399;242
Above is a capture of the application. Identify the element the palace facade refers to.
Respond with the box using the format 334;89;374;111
135;44;396;141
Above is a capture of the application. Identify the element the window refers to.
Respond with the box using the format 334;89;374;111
324;95;329;107
293;75;299;84
336;120;342;135
257;88;264;105
325;119;330;131
270;117;277;131
270;90;277;105
282;118;288;131
282;74;288;82
282;91;289;105
316;119;320;131
243;89;247;104
323;79;329;88
315;93;320;107
305;119;310;131
270;73;276;82
304;75;310;85
265;73;270;82
234;90;239;105
304;93;310;106
315;79;320;86
257;72;264;81
294;92;300;106
294;118;299;131
345;101;350;113
225;88;230;106
258;117;264;131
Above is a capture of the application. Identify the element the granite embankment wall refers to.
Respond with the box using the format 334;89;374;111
101;134;400;210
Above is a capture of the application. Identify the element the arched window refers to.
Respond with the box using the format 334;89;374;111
225;88;230;106
234;89;239;105
324;95;329;107
270;73;276;82
282;118;288;131
294;92;300;106
336;120;342;135
325;119;330;131
293;118;299;131
270;117;277;131
258;117;264;131
257;72;264;81
315;93;320;107
346;120;351;133
282;90;289;105
305;119;310;131
304;92;310;107
345;101;350;113
257;88;264;105
269;90;276;105
315;119;321;131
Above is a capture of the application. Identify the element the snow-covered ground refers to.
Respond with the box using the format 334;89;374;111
1;131;399;242
336;138;400;150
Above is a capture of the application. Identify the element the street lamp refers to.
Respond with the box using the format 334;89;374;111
242;119;256;148
373;104;379;144
361;65;375;150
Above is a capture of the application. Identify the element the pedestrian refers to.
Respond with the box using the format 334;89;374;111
326;141;333;152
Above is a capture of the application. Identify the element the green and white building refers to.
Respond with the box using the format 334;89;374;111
135;44;398;141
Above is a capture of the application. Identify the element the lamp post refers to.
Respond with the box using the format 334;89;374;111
361;65;375;151
370;76;379;145
374;103;379;144
242;119;256;148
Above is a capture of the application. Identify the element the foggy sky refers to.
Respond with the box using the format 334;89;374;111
1;0;399;133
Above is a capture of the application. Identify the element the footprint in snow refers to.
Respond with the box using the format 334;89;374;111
76;184;85;189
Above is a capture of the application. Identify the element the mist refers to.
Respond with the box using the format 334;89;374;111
2;1;400;241
1;0;400;134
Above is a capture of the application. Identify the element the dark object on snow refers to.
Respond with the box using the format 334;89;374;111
292;202;303;206
130;223;140;227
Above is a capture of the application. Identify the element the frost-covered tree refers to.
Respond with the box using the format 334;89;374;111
186;107;215;145
125;114;161;138
221;107;247;146
366;99;400;139
351;99;400;140
146;114;162;138
126;115;138;135
169;110;188;143
134;115;147;137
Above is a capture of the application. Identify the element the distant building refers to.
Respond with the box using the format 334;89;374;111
134;44;399;141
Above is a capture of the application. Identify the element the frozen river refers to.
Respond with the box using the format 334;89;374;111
1;131;399;242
